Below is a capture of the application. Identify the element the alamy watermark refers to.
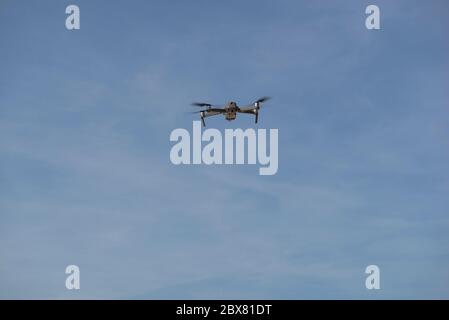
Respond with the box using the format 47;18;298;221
169;121;278;175
65;5;80;30
65;265;80;290
365;265;381;290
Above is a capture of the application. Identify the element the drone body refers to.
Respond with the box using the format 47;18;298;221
192;97;271;126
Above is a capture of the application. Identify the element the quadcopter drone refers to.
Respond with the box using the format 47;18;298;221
191;97;271;126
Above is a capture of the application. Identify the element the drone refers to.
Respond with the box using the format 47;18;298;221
191;97;271;127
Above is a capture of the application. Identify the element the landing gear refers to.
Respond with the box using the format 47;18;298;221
254;102;260;124
200;112;206;127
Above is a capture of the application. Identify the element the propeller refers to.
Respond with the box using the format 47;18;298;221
255;96;271;104
191;102;212;107
241;96;272;109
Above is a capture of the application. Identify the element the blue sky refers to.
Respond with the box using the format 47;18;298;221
1;0;448;299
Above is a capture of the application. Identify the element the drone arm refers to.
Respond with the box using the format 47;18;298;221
202;110;223;117
199;110;224;127
238;107;257;113
237;107;259;124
